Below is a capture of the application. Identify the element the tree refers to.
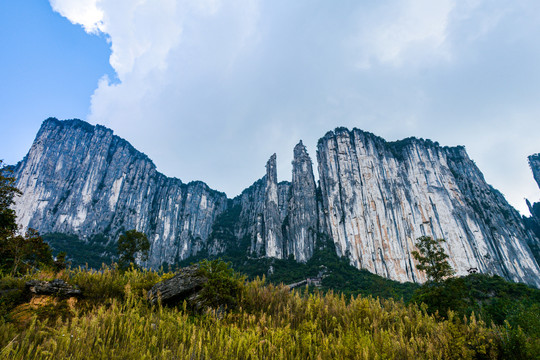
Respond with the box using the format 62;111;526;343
197;259;244;310
3;228;53;275
117;229;150;270
411;235;455;283
0;160;21;237
54;251;69;271
0;162;53;274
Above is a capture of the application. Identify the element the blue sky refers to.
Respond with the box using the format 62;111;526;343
0;0;114;163
1;0;540;214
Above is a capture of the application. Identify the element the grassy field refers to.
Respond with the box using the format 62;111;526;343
1;265;538;359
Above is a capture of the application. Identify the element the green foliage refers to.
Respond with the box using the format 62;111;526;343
0;274;28;320
197;259;244;310
54;252;68;272
0;164;53;275
1;228;53;275
409;273;540;357
65;265;169;304
410;276;468;317
178;233;419;302
117;230;150;271
0;266;536;359
42;233;117;269
0;160;21;236
412;236;455;283
411;274;540;324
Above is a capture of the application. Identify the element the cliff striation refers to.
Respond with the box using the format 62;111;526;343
13;118;228;267
11;119;540;286
316;128;539;286
524;154;540;264
529;154;540;189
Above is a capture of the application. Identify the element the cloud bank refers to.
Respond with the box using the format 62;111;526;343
50;0;540;214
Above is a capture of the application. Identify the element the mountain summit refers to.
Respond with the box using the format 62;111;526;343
12;118;540;286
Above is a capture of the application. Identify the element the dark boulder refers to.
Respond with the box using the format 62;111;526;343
25;279;81;297
147;265;207;307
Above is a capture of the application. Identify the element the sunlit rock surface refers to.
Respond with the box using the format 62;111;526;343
12;118;228;267
316;128;540;286
285;141;318;262
12;119;540;286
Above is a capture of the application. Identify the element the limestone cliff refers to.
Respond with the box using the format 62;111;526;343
525;154;540;264
12;118;228;267
316;128;540;286
11;119;540;287
285;141;318;262
529;154;540;189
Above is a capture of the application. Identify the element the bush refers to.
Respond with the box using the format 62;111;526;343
197;259;244;310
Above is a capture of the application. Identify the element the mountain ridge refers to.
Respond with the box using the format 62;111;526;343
11;118;540;287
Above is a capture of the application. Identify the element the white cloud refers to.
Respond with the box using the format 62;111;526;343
49;0;540;214
349;0;455;68
50;0;104;34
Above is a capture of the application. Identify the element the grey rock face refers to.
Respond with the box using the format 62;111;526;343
316;128;540;286
13;118;228;267
12;119;540;287
264;154;284;258
230;148;315;261
26;279;81;297
233;177;266;256
231;156;290;258
147;264;206;306
525;154;540;263
285;141;318;262
527;154;540;225
529;154;540;189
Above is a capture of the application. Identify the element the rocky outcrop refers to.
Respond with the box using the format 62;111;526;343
231;156;290;258
316;128;540;286
26;279;81;297
147;264;206;306
264;154;284;258
12;118;228;267
285;141;318;262
527;154;540;222
524;154;540;264
529;154;540;189
11;119;540;287
231;145;315;262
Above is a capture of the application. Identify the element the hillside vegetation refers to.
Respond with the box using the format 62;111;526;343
2;160;539;359
1;264;539;359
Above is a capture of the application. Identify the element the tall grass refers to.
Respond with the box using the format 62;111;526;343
0;267;537;359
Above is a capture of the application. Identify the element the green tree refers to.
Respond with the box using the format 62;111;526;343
54;251;69;271
411;236;455;283
0;160;21;238
3;228;53;275
117;230;150;270
0;161;53;274
197;259;244;310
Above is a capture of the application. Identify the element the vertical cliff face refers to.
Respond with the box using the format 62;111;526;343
13;118;228;267
525;154;540;263
264;154;284;258
316;128;540;286
230;146;318;262
234;178;266;256
12;119;540;287
529;154;540;189
286;141;318;262
232;156;291;259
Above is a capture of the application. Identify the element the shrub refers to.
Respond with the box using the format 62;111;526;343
197;259;244;310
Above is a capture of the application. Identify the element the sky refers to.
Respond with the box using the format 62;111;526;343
1;0;539;215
